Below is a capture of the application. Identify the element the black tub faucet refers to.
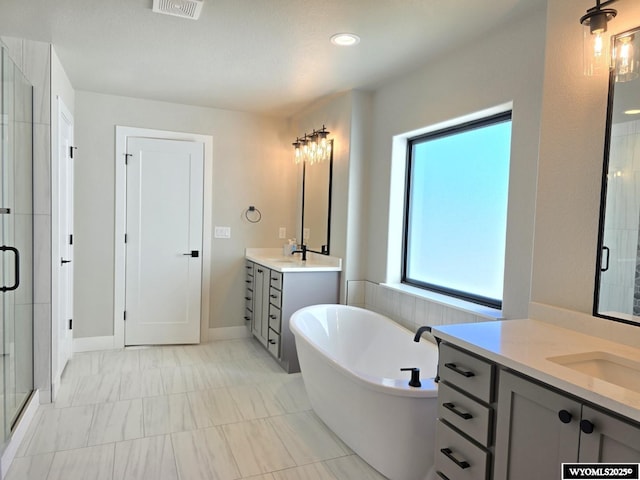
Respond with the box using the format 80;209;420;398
414;325;432;342
400;367;421;387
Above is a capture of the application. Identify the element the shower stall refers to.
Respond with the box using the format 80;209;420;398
0;44;34;448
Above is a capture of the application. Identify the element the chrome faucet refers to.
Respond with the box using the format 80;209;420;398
414;325;432;342
293;244;307;261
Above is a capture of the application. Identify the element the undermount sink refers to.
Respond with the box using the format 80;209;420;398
547;351;640;393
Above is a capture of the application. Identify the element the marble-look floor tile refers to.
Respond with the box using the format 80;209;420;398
5;452;53;480
100;349;140;374
119;369;164;400
88;398;143;446
161;365;210;394
228;385;286;420
114;434;178;480
61;352;101;380
221;419;296;477
267;412;349;465
272;462;339;480
257;376;311;413
323;455;387;480
172;427;241;480
143;393;196;436
187;388;243;428
242;475;275;480
72;373;120;406
26;405;94;455
47;444;114;480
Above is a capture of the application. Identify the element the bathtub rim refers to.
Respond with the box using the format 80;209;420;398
290;304;439;398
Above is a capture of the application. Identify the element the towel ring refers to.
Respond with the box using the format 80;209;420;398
245;206;262;224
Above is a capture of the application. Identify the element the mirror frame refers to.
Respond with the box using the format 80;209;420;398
300;140;333;255
593;25;640;326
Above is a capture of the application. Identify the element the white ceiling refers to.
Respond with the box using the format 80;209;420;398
0;0;546;117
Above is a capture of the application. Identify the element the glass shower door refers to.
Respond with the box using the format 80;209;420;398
0;45;34;443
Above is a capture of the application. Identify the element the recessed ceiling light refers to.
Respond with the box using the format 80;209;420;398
330;33;360;47
624;109;640;115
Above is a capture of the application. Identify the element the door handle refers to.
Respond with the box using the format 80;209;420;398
183;250;199;258
0;246;19;292
61;258;72;265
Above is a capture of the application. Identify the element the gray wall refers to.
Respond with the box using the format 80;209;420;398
73;91;296;338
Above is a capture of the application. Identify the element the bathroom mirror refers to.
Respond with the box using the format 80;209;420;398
301;141;333;254
594;26;640;325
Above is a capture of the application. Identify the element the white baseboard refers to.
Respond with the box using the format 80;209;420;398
1;390;40;479
208;326;251;341
73;335;115;352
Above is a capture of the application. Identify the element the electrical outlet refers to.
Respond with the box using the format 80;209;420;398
214;226;231;239
279;227;286;239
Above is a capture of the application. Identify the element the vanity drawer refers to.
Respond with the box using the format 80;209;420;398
439;344;494;403
269;286;282;307
267;328;280;357
435;420;489;480
245;261;254;277
270;271;283;290
268;304;282;333
438;383;492;447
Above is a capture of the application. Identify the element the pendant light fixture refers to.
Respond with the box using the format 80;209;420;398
613;32;638;82
580;0;618;76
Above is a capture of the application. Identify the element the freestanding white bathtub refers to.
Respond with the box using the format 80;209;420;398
290;304;439;480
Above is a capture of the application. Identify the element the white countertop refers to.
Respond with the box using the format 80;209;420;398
245;248;342;273
432;319;640;423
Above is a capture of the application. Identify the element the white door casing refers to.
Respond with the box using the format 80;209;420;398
124;137;203;345
54;97;74;386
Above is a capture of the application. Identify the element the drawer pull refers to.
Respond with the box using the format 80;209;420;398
444;363;475;378
440;448;470;469
443;402;473;420
245;266;252;269
245;280;251;283
244;316;250;321
269;339;277;345
245;297;251;301
257;269;263;273
270;294;278;298
269;314;277;319
436;472;451;480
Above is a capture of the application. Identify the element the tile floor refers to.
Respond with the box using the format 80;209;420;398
6;337;387;480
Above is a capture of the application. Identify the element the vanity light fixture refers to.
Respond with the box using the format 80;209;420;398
330;33;360;47
580;0;618;76
613;33;638;82
292;126;331;165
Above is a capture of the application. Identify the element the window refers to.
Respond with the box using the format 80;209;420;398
403;112;512;309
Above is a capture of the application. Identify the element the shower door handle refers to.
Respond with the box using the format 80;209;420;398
0;246;19;292
600;246;610;272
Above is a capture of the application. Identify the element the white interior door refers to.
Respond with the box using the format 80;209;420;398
125;137;204;345
57;99;74;379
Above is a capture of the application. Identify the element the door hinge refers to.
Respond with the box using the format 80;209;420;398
124;311;127;321
68;319;72;330
124;153;132;165
69;234;73;245
124;233;128;243
70;146;77;159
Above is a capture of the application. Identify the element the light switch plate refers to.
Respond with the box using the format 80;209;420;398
214;226;231;239
279;227;286;239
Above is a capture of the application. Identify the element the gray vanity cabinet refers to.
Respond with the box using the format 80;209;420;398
244;260;339;373
493;371;581;480
435;343;496;480
245;261;270;347
494;371;640;480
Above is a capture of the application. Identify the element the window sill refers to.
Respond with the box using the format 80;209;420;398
380;283;504;321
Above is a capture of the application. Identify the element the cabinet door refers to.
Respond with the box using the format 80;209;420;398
494;371;581;480
579;406;640;462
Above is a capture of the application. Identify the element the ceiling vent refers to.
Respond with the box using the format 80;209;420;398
152;0;203;20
